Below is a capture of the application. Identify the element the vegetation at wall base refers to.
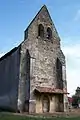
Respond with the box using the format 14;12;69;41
0;112;80;120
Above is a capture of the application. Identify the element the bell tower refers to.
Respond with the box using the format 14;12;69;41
18;5;68;113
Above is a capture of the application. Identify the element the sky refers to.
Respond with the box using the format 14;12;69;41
0;0;80;96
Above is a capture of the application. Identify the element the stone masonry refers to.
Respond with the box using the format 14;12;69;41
17;5;68;113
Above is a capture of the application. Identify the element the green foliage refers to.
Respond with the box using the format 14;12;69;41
72;87;80;108
72;95;80;107
72;95;78;107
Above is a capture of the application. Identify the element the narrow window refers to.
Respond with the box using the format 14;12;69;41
56;58;63;90
47;27;52;39
38;24;44;38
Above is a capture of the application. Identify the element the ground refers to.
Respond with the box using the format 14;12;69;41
1;110;80;120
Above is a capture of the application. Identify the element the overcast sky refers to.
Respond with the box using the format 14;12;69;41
0;0;80;96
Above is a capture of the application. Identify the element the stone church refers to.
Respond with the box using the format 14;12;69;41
0;5;68;113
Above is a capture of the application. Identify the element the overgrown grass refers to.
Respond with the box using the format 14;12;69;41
0;113;80;120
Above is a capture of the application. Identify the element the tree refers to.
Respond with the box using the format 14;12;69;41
72;95;78;108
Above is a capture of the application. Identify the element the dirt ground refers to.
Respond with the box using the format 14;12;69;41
11;108;80;118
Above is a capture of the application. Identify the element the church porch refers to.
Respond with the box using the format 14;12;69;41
34;86;67;113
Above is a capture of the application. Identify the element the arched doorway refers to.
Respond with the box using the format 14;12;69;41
42;95;50;113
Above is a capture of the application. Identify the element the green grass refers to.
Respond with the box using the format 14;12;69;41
0;113;80;120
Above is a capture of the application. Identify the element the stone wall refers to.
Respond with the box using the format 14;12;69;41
36;94;64;113
18;5;68;113
17;49;30;112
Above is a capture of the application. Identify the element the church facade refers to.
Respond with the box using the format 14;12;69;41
0;5;68;113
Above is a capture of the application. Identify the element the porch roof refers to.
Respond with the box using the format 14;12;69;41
34;86;69;94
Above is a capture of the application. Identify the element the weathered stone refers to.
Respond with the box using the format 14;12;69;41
0;5;68;113
17;5;68;113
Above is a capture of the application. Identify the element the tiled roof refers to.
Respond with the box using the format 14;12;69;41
0;45;21;62
35;86;68;94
